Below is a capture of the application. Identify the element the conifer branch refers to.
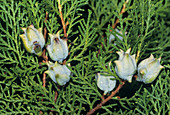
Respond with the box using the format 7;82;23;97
86;81;125;115
42;12;48;88
97;0;129;57
44;12;48;42
54;91;58;103
58;0;67;38
111;0;129;29
39;12;49;114
0;0;168;114
42;12;48;63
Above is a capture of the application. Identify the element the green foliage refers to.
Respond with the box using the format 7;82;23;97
0;0;169;114
134;69;170;115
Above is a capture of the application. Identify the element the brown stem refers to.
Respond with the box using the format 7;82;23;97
134;75;138;80
42;12;49;88
111;0;129;29
66;21;69;28
43;72;46;88
58;0;67;38
54;91;58;103
42;12;48;62
86;81;125;115
62;60;67;65
44;12;48;42
97;0;129;57
101;94;105;101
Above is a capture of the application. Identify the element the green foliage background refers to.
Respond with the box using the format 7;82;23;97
0;0;169;114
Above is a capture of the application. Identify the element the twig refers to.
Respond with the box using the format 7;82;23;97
66;21;69;28
111;0;129;29
101;94;105;101
97;0;129;57
58;0;67;38
42;12;48;88
39;12;49;114
134;75;138;80
39;74;45;115
42;12;48;62
58;0;70;64
86;81;125;115
44;12;48;42
49;91;58;113
54;91;58;103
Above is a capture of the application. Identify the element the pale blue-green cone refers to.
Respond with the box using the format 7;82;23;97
47;31;68;63
109;29;124;45
45;61;71;86
136;54;164;84
19;25;45;56
96;73;116;95
114;48;136;83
